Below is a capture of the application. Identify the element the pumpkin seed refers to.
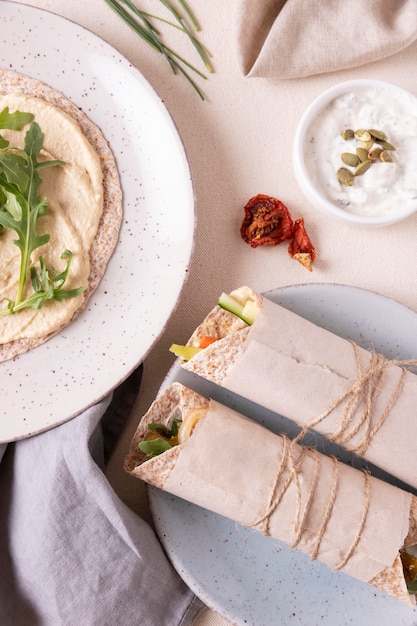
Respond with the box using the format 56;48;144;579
368;146;383;161
369;129;387;141
341;128;354;140
341;152;360;167
354;160;371;176
337;125;396;187
356;147;369;162
380;150;393;162
354;129;371;142
337;167;354;186
378;140;396;151
360;139;374;151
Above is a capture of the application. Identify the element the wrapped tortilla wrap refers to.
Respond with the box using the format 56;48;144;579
180;286;417;489
125;382;417;606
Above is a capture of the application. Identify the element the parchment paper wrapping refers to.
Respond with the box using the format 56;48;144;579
125;383;416;605
182;288;417;489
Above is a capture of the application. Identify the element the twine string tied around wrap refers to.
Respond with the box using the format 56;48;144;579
247;433;372;570
246;341;414;568
304;342;413;456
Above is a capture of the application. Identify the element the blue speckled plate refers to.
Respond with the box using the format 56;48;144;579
0;3;194;442
149;284;417;626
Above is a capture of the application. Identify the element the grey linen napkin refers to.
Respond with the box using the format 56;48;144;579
235;0;417;79
0;368;203;626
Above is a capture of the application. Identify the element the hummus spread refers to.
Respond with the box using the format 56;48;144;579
0;93;104;344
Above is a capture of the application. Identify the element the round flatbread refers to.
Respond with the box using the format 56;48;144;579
0;68;122;362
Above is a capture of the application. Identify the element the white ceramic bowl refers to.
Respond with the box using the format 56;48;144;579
293;79;417;227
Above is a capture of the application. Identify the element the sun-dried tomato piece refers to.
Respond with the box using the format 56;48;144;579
288;217;316;272
240;194;294;248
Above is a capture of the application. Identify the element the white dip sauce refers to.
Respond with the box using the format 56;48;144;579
304;85;417;217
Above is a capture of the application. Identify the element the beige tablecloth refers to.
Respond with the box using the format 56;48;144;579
10;1;417;624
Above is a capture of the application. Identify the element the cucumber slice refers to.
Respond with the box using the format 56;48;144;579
218;292;259;325
241;299;259;325
218;292;245;316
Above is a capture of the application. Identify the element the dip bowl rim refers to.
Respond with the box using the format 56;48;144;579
293;78;417;228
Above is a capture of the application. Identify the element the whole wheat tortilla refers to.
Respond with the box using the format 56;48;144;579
181;287;417;492
125;382;417;606
0;68;122;362
182;286;255;384
125;383;210;488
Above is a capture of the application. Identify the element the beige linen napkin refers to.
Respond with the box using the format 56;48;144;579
235;0;417;79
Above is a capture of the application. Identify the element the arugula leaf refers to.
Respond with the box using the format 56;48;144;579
0;186;22;220
147;418;181;439
0;107;34;149
0;109;82;316
0;106;34;130
0;107;34;150
138;419;183;459
139;438;174;459
0;251;84;315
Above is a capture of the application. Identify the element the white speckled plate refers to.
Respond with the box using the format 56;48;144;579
0;3;194;442
149;284;417;626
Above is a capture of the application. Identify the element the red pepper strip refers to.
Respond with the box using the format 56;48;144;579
240;194;294;248
288;217;316;272
199;335;217;349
